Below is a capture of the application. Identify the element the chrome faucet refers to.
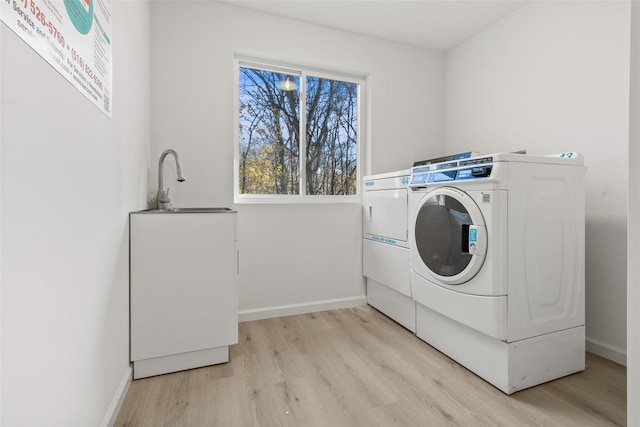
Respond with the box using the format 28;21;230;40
157;149;186;210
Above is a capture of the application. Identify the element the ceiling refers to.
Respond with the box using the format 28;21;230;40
222;1;528;51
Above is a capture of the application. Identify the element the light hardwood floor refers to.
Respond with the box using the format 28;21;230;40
115;305;626;426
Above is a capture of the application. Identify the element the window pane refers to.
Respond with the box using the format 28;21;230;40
238;67;300;194
306;76;358;195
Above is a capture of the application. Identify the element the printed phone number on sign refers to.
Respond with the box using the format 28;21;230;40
10;0;104;91
12;0;66;47
71;48;103;91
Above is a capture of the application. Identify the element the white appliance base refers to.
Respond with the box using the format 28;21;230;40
416;303;585;394
411;270;507;340
367;279;416;332
133;346;229;379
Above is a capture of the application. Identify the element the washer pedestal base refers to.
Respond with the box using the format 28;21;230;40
416;303;585;394
367;279;416;333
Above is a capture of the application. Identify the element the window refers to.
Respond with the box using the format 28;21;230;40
235;59;363;202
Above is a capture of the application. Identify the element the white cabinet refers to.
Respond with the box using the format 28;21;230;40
129;210;238;379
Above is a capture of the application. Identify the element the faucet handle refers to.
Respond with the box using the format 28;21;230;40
157;187;171;210
159;188;170;201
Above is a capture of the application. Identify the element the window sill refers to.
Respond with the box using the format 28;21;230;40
234;195;362;205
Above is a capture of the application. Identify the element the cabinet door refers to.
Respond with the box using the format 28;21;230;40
130;213;238;361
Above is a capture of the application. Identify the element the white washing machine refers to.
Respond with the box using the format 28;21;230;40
408;152;586;394
362;170;416;332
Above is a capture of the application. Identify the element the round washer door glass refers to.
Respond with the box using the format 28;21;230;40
415;187;487;284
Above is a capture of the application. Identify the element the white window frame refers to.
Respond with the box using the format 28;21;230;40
234;56;366;204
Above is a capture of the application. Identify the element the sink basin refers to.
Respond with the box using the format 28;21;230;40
141;207;234;214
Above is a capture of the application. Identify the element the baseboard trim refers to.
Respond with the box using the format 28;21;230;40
586;336;627;366
102;365;133;427
239;296;367;322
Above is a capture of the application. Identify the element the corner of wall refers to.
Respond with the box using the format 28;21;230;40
628;2;639;425
0;21;4;425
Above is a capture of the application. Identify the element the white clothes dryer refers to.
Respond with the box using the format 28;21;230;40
362;170;416;332
408;152;586;394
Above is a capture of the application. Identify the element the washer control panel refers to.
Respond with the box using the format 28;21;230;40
409;157;493;188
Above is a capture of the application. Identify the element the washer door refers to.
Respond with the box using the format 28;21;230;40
414;187;487;285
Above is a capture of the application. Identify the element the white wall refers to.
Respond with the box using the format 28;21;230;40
0;1;150;425
150;2;444;318
0;16;3;423
628;2;639;424
445;1;630;364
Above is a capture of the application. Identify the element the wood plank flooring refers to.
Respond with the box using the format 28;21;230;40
115;305;626;426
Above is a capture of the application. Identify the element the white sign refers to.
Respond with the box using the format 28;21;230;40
1;0;112;117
